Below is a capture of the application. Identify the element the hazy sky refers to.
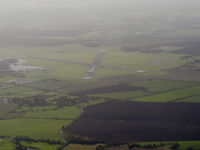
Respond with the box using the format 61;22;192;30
0;0;200;36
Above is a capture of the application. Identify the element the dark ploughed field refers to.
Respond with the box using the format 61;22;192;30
66;101;200;142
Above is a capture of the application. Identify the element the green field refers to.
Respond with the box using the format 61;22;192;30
179;141;200;150
24;106;81;119
21;141;61;150
90;80;196;100
0;138;15;150
139;141;200;150
0;103;82;140
0;1;200;149
135;85;200;102
180;95;200;103
64;144;99;150
131;80;195;92
0;104;16;118
0;118;71;140
27;79;69;91
16;105;58;112
0;86;44;98
91;91;150;99
0;43;189;82
102;49;185;72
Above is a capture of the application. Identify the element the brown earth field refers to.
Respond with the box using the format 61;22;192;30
156;68;200;82
59;75;146;94
172;40;200;56
65;101;200;142
120;38;200;53
72;83;147;96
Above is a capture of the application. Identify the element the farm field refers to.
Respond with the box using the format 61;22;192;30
0;104;16;118
0;118;72;140
102;49;185;72
135;85;200;102
0;138;15;150
179;95;200;103
24;106;81;119
0;47;199;149
63;144;99;150
20;141;61;150
66;101;200;142
0;86;43;98
89;80;197;100
0;0;200;149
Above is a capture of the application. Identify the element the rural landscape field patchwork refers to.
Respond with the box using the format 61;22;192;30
0;0;200;150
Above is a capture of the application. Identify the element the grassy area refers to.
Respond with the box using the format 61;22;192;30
131;80;195;92
24;106;81;119
0;86;44;98
51;63;88;81
0;43;188;82
139;141;200;150
0;104;16;117
21;141;61;150
102;48;185;72
0;138;15;150
179;95;200;103
64;144;99;150
135;85;200;102
90;80;195;100
95;68;126;78
91;91;150;99
0;118;72;140
0;105;82;140
16;105;58;112
79;99;106;108
179;141;200;150
27;79;69;91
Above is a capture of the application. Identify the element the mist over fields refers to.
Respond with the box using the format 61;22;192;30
0;1;200;150
0;0;200;47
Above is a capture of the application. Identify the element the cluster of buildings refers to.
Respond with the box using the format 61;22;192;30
9;59;48;72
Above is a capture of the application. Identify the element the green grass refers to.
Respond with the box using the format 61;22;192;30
0;118;72;140
91;91;150;99
135;85;200;102
131;80;195;92
21;141;61;150
95;68;126;78
179;95;200;103
179;141;200;150
24;106;81;119
79;99;106;108
27;79;69;91
138;141;200;150
64;144;100;150
0;86;44;98
0;44;188;82
102;48;185;72
51;63;88;81
0;138;15;150
16;105;58;112
90;80;195;100
0;104;16;117
0;107;82;140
